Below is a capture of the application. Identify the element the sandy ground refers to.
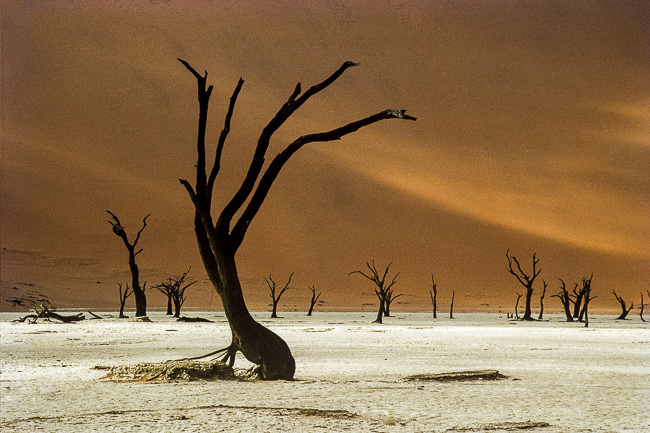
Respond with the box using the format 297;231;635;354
1;312;648;432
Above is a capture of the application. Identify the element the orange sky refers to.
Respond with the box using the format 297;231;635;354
1;0;648;314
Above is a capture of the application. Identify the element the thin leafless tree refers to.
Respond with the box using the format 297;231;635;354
538;280;547;320
513;292;522;320
264;273;293;319
640;290;649;322
154;268;197;318
449;290;455;319
552;279;574;322
177;58;414;379
429;274;438;319
612;291;633;320
107;211;150;317
306;285;322;316
349;261;399;324
117;282;133;318
506;249;541;321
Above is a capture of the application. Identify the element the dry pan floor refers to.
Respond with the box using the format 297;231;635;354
1;312;648;432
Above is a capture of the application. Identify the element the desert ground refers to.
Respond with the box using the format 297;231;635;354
1;311;647;432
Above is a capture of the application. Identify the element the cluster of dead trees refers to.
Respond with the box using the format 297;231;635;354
506;249;647;323
348;260;456;324
263;273;323;318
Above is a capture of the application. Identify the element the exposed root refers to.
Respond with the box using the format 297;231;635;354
173;343;238;367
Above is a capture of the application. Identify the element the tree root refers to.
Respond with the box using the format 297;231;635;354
174;343;238;367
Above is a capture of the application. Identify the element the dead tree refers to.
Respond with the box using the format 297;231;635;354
576;275;593;322
641;291;648;323
449;290;455;319
16;302;85;323
117;282;133;318
538;280;547;320
265;273;293;318
349;261;399;324
514;292;522;320
570;283;585;319
154;269;197;318
552;279;574;322
107;211;150;317
612;291;633;320
383;285;403;317
306;285;322;316
176;59;414;379
155;283;174;315
506;249;541;321
430;274;438;319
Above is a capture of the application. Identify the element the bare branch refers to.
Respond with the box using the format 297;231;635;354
230;110;416;249
207;78;245;198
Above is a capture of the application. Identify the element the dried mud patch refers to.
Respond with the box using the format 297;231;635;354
447;420;551;431
403;370;508;382
98;360;235;382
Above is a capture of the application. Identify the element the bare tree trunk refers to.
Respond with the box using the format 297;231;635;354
265;273;292;319
640;291;646;323
306;285;321;316
449;291;455;319
107;211;149;317
613;291;633;320
514;292;522;320
166;295;173;315
349;261;399;325
173;298;182;318
117;282;132;319
552;279;574;322
538;280;547;320
430;274;438;319
178;59;414;379
506;250;541;321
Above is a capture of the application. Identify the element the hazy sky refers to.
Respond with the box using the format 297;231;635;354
1;0;648;312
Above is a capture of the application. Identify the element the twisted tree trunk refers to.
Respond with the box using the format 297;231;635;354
178;59;415;379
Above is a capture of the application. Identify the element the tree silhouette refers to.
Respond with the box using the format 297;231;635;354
306;285;322;316
177;59;415;379
552;279;574;322
349;261;399;324
265;273;293;319
429;274;438;319
117;282;133;318
154;268;197;318
612;291;633;320
506;249;541;321
107;211;150;317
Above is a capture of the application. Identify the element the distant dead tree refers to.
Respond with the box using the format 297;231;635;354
552;279;574;322
117;282;133;318
306;285;322;316
538;280;547;320
13;295;85;324
583;284;595;328
383;285;403;317
506;249;541;321
576;275;594;322
513;292;522;320
154;268;197;318
429;274;438;319
612;291;633;320
265;273;293;318
176;58;415;379
107;211;150;317
349;261;399;324
449;290;455;319
640;290;649;322
155;282;174;315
